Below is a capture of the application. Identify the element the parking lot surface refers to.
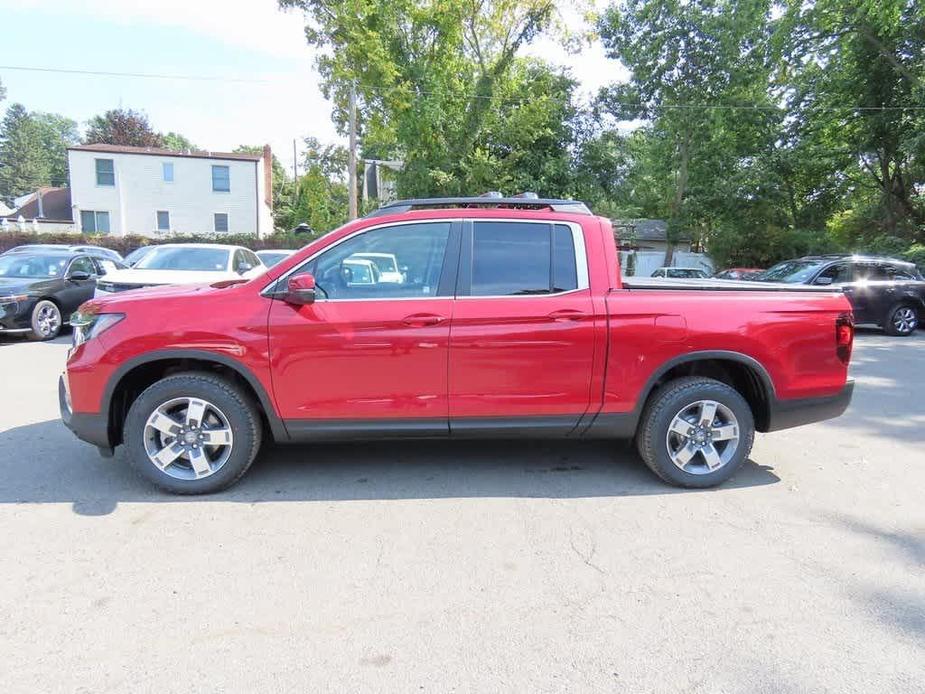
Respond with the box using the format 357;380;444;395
0;329;923;692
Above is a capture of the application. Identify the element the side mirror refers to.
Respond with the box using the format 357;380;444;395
284;273;316;305
815;276;834;286
237;262;253;275
68;270;92;281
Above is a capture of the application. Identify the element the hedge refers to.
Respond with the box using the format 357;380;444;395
0;230;320;256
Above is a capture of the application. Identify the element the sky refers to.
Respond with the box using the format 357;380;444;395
0;0;623;177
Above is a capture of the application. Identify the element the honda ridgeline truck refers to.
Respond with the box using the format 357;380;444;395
60;196;855;494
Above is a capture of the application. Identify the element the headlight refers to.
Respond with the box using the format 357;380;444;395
71;311;125;349
96;282;115;293
0;294;28;303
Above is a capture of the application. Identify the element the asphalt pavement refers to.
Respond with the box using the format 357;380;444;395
0;328;922;692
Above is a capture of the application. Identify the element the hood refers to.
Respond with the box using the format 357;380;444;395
0;276;57;296
86;279;241;314
100;268;240;287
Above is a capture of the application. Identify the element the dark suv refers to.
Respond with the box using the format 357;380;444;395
754;255;925;336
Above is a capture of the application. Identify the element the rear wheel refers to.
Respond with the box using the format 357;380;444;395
883;303;918;336
123;372;262;494
636;377;755;488
28;300;62;340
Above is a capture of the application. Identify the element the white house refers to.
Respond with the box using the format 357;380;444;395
66;143;274;238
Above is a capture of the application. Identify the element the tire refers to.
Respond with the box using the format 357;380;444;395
28;299;62;340
883;302;919;336
123;372;262;494
636;376;755;488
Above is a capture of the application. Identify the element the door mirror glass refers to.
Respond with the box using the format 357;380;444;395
285;273;316;305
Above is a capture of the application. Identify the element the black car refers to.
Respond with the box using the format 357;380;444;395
753;254;925;336
0;251;118;340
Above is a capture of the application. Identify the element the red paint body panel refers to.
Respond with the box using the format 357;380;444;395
66;206;853;441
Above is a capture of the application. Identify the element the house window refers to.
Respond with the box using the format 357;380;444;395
212;165;230;192
80;210;110;233
214;213;229;232
156;211;170;231
95;159;115;186
162;162;174;182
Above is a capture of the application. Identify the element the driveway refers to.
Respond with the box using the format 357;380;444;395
0;329;922;692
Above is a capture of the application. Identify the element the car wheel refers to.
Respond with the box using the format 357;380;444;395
29;300;62;340
123;372;262;494
636;377;755;488
883;303;918;336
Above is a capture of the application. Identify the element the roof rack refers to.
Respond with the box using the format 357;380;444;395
365;195;593;218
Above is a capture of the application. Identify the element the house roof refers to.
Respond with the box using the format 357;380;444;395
68;143;263;162
613;218;692;243
1;187;73;222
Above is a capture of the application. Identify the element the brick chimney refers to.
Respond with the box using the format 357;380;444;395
262;145;273;210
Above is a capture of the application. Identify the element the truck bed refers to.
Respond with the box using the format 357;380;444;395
621;277;844;293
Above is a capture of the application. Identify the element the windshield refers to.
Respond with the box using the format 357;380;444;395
755;260;824;283
258;251;291;268
135;247;230;272
0;254;70;278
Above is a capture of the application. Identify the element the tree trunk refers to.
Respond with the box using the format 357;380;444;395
665;131;691;267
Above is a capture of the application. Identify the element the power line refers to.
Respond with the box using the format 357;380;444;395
0;64;267;84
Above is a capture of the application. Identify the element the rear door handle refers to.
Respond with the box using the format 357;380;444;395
547;309;586;322
402;313;445;327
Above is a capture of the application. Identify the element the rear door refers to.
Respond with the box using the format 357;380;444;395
267;220;460;432
448;220;595;435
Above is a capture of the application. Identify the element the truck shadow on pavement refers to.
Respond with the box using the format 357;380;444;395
0;419;780;516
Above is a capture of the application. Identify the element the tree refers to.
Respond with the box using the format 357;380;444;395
162;131;197;152
597;0;778;262
280;0;583;197
0;77;6;104
84;108;165;148
779;0;925;241
234;144;291;214
0;104;49;204
33;112;79;187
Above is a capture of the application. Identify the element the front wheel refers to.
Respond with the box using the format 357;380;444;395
883;303;919;336
29;300;62;340
123;372;262;494
636;377;755;488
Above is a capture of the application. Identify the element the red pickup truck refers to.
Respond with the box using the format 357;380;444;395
60;196;855;494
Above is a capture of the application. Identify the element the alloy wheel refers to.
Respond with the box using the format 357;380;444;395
36;303;61;337
143;397;234;480
893;307;917;334
665;399;740;474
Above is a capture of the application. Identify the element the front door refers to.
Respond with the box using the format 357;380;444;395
268;220;459;435
448;220;596;435
60;255;99;313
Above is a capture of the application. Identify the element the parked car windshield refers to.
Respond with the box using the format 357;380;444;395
134;247;230;272
0;253;70;278
754;260;824;283
257;251;292;268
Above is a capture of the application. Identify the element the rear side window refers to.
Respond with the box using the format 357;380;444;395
469;222;579;296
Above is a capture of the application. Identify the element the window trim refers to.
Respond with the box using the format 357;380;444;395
213;212;229;233
155;210;170;232
455;219;589;299
80;209;111;234
95;158;115;187
211;165;231;193
262;218;462;302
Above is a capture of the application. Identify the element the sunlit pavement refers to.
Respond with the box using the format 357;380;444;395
0;329;922;692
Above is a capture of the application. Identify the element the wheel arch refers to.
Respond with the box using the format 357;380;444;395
103;350;288;447
637;351;776;433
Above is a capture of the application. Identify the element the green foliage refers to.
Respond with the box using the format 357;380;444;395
32;112;79;187
84;108;165;148
0;104;48;204
274;138;350;233
162;131;197;152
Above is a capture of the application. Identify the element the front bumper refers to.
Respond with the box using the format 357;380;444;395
59;374;113;453
764;380;854;432
0;297;36;332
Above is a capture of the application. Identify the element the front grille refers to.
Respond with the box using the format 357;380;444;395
100;282;152;292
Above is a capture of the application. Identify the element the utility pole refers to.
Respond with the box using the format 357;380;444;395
348;82;358;220
292;139;298;181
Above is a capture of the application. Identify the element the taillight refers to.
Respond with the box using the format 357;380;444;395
836;313;854;364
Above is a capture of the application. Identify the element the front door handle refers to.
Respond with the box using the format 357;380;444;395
402;313;445;327
547;309;586;322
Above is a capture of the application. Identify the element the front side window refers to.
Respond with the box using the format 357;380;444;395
305;222;451;300
156;210;170;231
67;256;97;277
80;210;110;233
214;213;229;232
95;158;115;186
162;162;174;182
469;222;579;296
212;165;230;192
